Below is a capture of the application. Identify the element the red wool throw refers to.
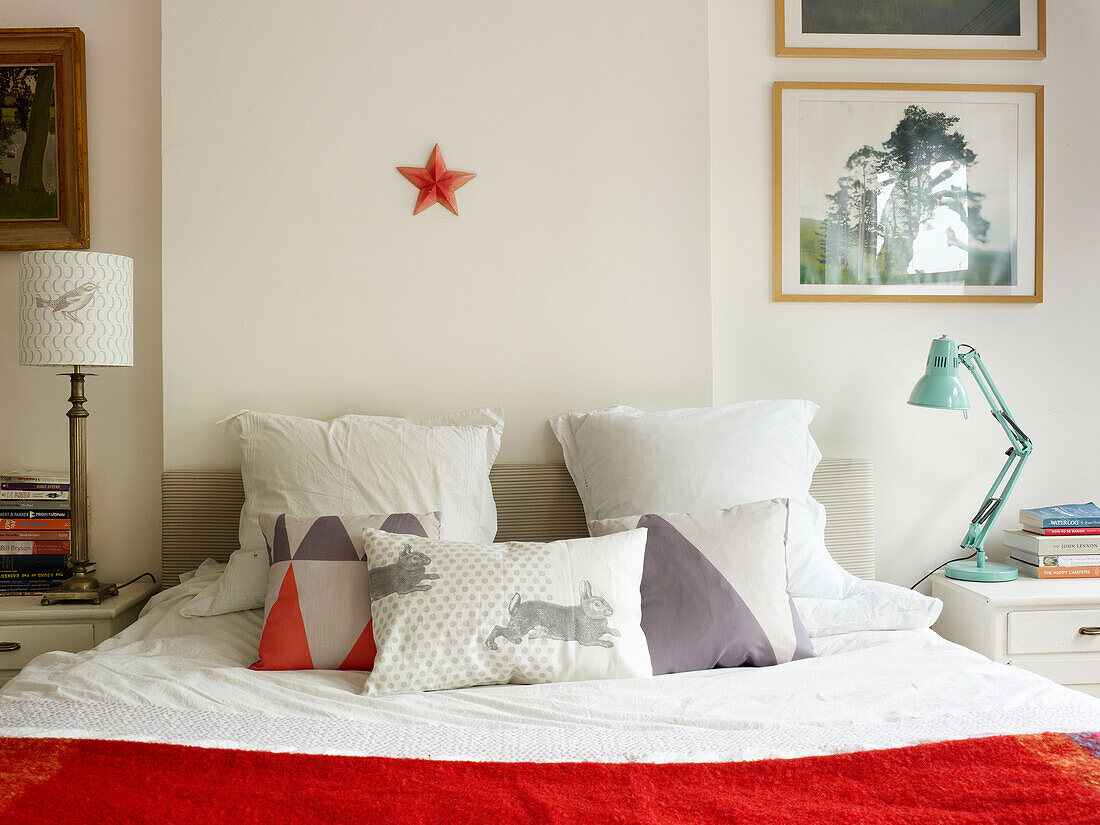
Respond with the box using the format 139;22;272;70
1;731;1098;824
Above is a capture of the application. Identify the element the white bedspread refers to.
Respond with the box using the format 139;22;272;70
2;572;1100;763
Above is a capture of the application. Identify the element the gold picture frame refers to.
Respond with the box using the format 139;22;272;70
773;82;1043;303
776;0;1046;60
0;28;89;250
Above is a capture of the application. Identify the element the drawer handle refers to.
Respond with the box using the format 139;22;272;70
1080;627;1100;636
0;642;21;652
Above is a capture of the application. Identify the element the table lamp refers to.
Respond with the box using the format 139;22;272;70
909;335;1031;582
18;251;134;604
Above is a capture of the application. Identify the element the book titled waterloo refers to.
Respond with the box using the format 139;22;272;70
1019;503;1100;532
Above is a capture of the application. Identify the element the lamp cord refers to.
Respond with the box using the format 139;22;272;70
117;572;157;589
910;552;976;590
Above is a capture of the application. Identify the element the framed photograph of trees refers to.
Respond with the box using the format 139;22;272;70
776;0;1045;60
0;28;88;250
773;83;1043;302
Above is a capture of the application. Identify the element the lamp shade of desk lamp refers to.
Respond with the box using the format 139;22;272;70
909;335;1031;583
18;251;134;604
908;336;971;414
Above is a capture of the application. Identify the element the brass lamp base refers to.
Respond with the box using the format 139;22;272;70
41;565;118;606
40;368;119;606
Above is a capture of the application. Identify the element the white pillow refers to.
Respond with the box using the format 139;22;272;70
549;401;855;599
793;581;942;637
181;407;503;618
362;527;652;696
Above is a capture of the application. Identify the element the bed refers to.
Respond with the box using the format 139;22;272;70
2;462;1099;823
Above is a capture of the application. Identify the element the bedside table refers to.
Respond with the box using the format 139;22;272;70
932;572;1100;698
0;581;158;687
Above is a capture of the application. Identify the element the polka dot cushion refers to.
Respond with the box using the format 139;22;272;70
362;528;651;695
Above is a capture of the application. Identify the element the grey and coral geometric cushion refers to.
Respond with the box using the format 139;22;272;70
250;512;440;672
590;499;814;675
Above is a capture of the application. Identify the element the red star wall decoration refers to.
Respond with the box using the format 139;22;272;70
396;144;476;216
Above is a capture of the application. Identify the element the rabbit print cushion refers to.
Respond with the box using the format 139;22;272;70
361;528;652;695
590;499;814;675
250;511;440;672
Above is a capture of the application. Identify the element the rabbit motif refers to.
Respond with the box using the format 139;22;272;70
369;543;440;600
485;580;620;650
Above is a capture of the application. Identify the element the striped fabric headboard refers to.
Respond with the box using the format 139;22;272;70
161;459;875;586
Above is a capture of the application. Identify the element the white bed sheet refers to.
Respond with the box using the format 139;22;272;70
2;570;1100;763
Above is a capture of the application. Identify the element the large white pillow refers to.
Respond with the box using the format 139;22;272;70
549;401;855;599
181;407;503;618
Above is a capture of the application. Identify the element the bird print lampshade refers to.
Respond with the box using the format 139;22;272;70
19;251;133;367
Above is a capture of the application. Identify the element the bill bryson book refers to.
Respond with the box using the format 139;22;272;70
0;541;70;554
1019;503;1100;529
1004;529;1100;555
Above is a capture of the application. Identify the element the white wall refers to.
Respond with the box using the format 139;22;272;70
162;0;712;467
0;2;161;583
710;1;1100;586
160;1;1098;588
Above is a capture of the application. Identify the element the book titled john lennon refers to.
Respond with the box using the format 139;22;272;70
1020;503;1100;530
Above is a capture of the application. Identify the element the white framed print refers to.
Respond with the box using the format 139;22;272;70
773;82;1043;303
776;0;1045;60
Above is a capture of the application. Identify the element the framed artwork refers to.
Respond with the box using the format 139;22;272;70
0;28;88;250
776;0;1046;60
773;82;1043;303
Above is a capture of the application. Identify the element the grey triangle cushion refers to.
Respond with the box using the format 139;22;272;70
590;498;814;675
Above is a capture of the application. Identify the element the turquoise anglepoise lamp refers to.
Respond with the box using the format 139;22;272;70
909;336;1033;582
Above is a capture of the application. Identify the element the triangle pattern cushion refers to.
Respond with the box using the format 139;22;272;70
251;511;440;671
590;499;814;675
634;514;778;671
250;564;312;670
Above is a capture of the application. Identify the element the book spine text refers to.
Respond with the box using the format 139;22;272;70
0;481;70;492
0;541;70;554
0;531;70;541
0;519;70;530
0;490;69;501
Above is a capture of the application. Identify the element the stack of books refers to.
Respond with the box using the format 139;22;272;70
0;470;71;596
1006;503;1100;579
1;468;69;501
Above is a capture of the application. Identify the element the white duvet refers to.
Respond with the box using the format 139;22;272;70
2;570;1100;763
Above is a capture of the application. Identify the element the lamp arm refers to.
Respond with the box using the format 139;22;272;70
958;349;1033;563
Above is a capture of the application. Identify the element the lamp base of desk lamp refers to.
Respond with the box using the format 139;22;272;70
945;559;1018;582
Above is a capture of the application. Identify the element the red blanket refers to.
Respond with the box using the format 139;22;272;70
2;732;1098;824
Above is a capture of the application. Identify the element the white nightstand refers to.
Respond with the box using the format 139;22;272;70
0;581;158;687
932;572;1100;698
